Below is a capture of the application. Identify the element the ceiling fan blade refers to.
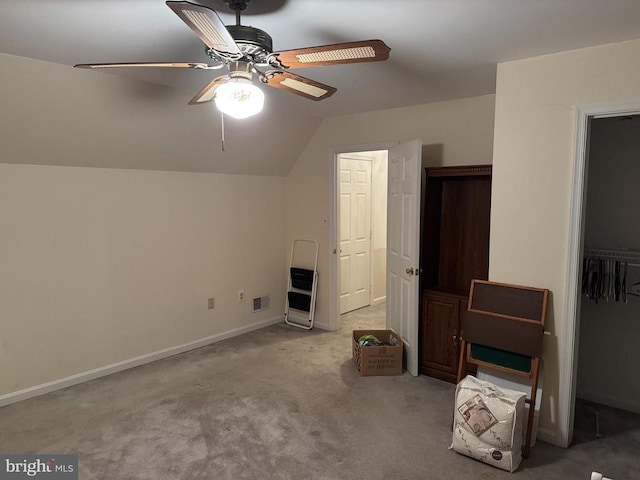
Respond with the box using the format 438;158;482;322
74;62;210;69
264;71;336;101
188;75;228;105
166;1;241;55
272;40;390;69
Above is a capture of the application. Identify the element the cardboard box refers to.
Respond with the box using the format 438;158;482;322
352;329;403;376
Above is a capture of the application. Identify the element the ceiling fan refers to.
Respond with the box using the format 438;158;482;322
75;0;391;119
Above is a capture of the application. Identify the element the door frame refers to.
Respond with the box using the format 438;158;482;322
329;143;393;332
561;99;640;447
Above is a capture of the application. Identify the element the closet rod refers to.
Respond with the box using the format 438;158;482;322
584;258;640;268
584;247;640;263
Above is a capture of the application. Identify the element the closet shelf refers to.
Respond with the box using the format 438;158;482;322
584;247;640;263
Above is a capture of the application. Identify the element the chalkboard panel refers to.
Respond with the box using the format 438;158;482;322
470;344;532;374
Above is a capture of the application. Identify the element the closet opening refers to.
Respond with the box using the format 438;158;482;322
573;114;640;443
565;105;640;448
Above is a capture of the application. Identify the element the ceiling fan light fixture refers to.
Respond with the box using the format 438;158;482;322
214;77;265;119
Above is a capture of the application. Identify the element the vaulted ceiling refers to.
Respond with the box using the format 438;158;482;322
3;0;640;174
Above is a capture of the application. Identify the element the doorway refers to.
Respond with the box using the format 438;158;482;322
562;100;640;447
330;140;423;376
574;114;640;441
336;150;388;316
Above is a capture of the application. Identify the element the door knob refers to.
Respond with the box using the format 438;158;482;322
406;267;414;275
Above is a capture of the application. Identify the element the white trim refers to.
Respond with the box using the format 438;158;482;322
536;427;557;445
559;106;590;448
577;389;640;415
313;322;331;331
372;296;386;306
561;98;640;448
0;315;283;407
329;150;339;331
329;142;393;332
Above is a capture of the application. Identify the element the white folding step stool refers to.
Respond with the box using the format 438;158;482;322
284;239;318;330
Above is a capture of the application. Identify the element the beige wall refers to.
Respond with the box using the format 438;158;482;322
0;164;285;398
371;150;388;303
491;38;640;446
285;94;496;329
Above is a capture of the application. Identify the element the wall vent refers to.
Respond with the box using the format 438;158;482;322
252;295;270;313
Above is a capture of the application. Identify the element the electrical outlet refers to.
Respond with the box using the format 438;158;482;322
237;290;245;302
207;297;215;310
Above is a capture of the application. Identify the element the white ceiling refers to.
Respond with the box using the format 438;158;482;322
3;0;640;174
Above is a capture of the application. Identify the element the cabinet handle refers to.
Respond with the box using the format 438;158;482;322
453;334;458;346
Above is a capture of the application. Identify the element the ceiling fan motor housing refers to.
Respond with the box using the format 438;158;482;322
226;25;273;51
226;25;274;62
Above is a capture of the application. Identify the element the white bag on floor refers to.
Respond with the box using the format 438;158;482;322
450;375;526;472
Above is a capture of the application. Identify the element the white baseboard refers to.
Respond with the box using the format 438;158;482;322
372;296;386;306
313;322;330;331
536;391;640;448
577;389;640;415
0;315;284;407
536;426;559;446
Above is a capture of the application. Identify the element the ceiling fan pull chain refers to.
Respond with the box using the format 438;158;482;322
221;111;226;152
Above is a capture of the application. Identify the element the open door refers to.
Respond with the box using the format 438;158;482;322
387;139;422;376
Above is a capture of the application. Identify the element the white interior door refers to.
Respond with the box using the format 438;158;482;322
387;139;422;376
339;157;372;314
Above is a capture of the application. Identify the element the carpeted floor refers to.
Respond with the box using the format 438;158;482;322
1;303;638;479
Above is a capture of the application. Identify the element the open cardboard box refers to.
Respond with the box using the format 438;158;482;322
352;329;403;376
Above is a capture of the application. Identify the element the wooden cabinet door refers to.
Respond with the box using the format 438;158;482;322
420;291;461;382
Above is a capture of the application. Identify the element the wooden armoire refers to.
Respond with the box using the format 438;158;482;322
419;165;492;383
